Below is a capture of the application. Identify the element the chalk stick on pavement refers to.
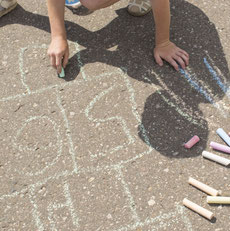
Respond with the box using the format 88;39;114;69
216;128;230;146
202;150;230;166
188;177;219;196
184;135;200;149
210;142;230;154
58;67;65;78
183;198;214;220
207;196;230;204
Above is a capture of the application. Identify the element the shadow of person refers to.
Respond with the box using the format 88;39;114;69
1;0;229;158
65;0;229;158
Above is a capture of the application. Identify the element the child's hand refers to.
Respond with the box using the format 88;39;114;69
48;37;69;74
154;41;189;71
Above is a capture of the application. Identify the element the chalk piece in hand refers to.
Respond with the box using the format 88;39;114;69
183;198;214;220
184;135;200;148
216;128;230;146
188;177;219;196
58;67;65;78
207;196;230;204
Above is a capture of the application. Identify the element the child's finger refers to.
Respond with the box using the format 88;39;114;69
50;55;56;69
56;55;62;74
174;55;186;69
177;52;189;66
154;53;163;66
178;49;189;58
167;58;179;71
63;51;69;68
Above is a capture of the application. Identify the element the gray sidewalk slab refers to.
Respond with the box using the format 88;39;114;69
1;0;230;230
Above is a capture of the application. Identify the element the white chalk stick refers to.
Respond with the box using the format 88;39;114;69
207;196;230;204
188;177;219;196
183;198;214;220
202;151;230;166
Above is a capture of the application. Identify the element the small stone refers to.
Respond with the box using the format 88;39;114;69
107;214;112;219
172;152;179;156
70;112;75;117
148;197;156;206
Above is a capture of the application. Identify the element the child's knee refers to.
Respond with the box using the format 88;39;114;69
80;0;102;11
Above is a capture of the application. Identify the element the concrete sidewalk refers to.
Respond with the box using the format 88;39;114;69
1;0;230;230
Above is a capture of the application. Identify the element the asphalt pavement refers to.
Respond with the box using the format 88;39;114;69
1;0;230;230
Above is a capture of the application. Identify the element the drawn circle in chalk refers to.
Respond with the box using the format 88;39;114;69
13;116;63;176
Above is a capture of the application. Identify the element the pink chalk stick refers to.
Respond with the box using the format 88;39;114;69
210;142;230;154
184;135;200;149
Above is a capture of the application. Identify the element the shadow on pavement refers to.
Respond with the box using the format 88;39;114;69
1;0;229;158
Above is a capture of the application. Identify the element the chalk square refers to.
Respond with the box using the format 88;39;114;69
65;169;136;230
0;90;75;195
29;178;79;230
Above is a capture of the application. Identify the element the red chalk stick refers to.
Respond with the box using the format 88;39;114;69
184;135;200;149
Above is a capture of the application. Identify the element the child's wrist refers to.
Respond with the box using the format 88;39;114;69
51;34;67;41
155;40;171;48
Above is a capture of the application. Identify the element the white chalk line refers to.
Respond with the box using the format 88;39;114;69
56;88;78;173
63;182;79;227
115;167;141;223
74;41;87;81
28;187;45;231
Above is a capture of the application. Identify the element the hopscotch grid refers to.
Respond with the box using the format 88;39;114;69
9;43;230;230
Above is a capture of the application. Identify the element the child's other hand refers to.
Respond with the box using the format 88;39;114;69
154;41;189;71
48;37;69;74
